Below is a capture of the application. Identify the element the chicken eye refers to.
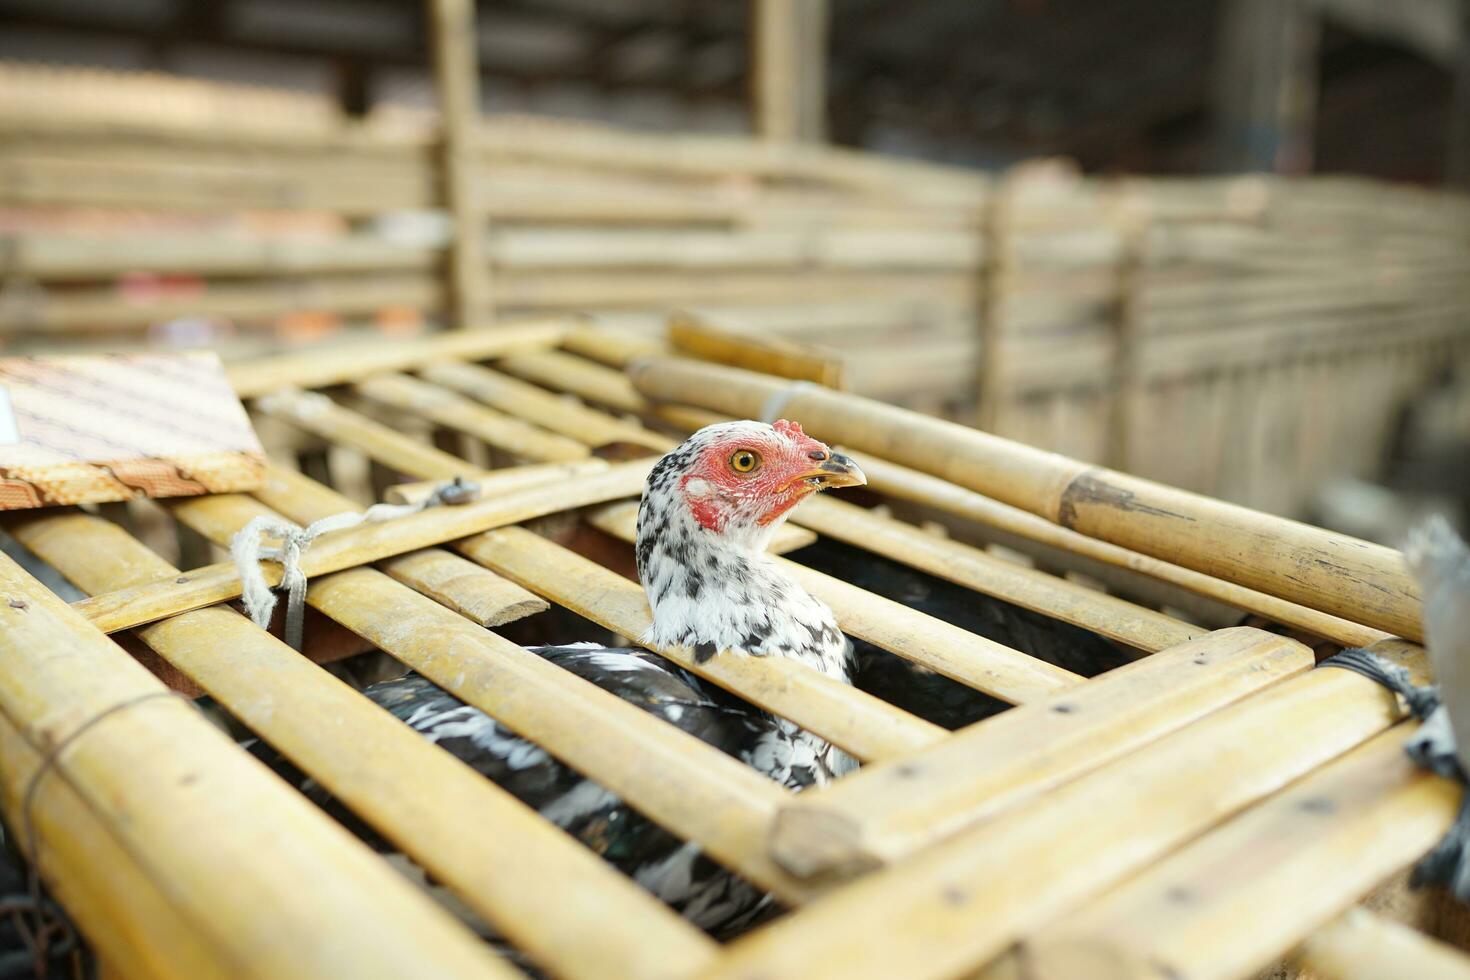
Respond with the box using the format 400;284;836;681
729;449;760;473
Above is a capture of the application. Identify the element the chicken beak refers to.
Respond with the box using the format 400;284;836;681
809;452;866;490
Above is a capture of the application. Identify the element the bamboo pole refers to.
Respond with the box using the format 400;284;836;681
752;0;829;143
429;0;491;326
0;709;228;980
421;359;670;450
630;356;1424;640
6;508;716;980
71;460;652;634
586;501;1083;703
353;372;592;462
1018;726;1458;980
455;526;945;763
0;551;511;980
768;627;1311;880
797;495;1203;652
1296;908;1470;980
225;318;568;398
701;642;1424;980
848;452;1390;647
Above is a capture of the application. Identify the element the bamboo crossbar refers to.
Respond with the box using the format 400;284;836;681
703;645;1426;980
1018;725;1458;980
0;551;513;980
1295;908;1470;980
71;461;653;633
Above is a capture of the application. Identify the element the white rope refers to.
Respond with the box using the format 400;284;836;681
759;380;819;425
230;476;480;650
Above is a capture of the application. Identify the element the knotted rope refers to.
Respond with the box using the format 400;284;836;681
1319;647;1470;897
230;476;479;650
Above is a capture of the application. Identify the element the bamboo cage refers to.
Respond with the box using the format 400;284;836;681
1;316;1466;980
5;64;1470;517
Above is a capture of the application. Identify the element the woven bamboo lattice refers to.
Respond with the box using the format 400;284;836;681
0;317;1464;980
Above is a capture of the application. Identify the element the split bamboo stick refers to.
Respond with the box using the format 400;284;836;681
0;551;511;980
796;495;1203;652
353;372;591;462
702;642;1425;980
586;502;1081;703
225;318;568;397
255;387;474;480
455;526;945;762
1295;908;1470;980
420;360;670;450
497;349;648;413
0;709;228;980
768;627;1311;879
630;357;1424;641
848;452;1390;647
71;460;651;633
1017;726;1458;980
5;508;716;980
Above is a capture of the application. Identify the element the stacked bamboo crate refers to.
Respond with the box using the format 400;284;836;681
4;64;1470;517
0;319;1465;980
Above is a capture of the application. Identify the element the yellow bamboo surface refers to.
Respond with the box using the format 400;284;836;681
1296;908;1470;980
0;551;513;980
353;372;592;462
71;461;651;633
701;649;1422;980
630;356;1424;641
768;628;1312;880
6;507;716;980
1019;726;1458;980
848;452;1392;648
224;318;571;397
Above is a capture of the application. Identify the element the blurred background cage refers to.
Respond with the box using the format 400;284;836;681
3;0;1470;530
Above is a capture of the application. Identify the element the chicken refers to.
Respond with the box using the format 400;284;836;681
341;419;866;934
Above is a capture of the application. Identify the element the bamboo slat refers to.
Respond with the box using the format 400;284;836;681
454;526;946;762
420;360;670;451
768;628;1312;879
498;349;648;414
0;551;511;980
796;495;1203;652
1296;908;1470;980
256;387;476;480
702;646;1423;980
0;709;227;980
1018;726;1458;980
586;502;1080;703
850;451;1391;648
630;357;1424;641
71;461;651;633
5;508;716;980
225;319;569;397
353;372;591;462
668;313;846;388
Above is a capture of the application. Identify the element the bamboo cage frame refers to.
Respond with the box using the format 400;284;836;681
0;317;1464;980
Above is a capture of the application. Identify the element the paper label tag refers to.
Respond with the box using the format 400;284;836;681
0;387;17;445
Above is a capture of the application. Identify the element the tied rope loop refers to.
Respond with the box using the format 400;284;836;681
1319;647;1470;898
230;476;480;650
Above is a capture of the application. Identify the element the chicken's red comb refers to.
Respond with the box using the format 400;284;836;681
772;419;808;440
